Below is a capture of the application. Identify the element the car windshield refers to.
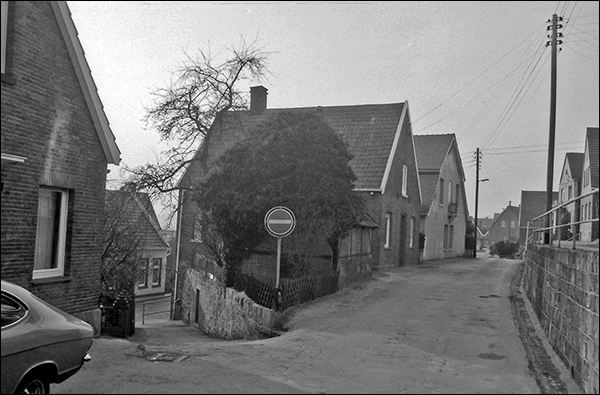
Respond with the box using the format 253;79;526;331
1;292;29;327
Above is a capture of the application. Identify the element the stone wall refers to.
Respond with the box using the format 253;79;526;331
181;268;276;340
522;244;599;394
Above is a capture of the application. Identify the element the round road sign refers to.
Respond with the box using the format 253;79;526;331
264;206;296;237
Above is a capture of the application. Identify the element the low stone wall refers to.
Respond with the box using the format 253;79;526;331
181;268;276;340
522;244;599;394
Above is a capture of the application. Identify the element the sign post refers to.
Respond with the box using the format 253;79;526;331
264;206;296;290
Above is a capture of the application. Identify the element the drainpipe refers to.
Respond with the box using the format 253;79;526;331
171;188;183;320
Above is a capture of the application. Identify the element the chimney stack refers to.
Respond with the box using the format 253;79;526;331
250;85;268;113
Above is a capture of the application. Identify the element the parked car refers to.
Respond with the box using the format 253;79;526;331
1;280;93;394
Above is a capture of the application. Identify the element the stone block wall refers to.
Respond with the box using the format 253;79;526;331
522;244;599;394
181;268;275;340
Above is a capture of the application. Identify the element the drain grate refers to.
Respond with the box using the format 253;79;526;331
146;352;189;363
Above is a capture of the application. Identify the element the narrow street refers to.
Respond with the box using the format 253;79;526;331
52;256;580;394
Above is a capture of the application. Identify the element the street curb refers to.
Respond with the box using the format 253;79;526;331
509;261;579;394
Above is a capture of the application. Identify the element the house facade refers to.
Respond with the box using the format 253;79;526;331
175;86;422;293
414;134;469;260
579;127;599;242
557;152;584;239
487;203;520;245
1;1;121;333
105;190;170;298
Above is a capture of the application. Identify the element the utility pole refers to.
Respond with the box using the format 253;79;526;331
473;148;481;258
545;13;563;244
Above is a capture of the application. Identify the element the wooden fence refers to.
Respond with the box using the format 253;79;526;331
231;271;339;311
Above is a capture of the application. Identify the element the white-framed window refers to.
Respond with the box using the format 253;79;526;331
138;259;149;287
401;164;408;197
448;181;453;204
1;1;8;74
409;216;415;248
449;225;454;250
151;258;162;286
384;213;392;249
439;178;444;205
510;220;516;228
501;221;506;228
33;187;69;279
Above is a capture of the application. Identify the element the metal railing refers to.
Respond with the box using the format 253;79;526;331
527;188;599;250
141;297;180;325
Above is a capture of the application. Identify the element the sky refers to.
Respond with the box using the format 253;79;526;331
66;1;599;225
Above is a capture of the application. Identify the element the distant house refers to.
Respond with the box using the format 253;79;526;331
414;134;469;260
476;216;494;250
1;1;121;334
518;190;558;246
176;85;422;291
488;203;520;245
579;127;599;242
557;153;584;239
105;190;171;298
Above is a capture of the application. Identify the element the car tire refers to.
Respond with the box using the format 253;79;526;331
14;375;50;394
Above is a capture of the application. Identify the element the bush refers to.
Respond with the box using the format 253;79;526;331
490;240;519;259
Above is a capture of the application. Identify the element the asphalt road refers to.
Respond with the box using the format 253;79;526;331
52;256;582;394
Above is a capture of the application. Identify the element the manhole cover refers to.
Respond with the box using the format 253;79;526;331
146;352;188;363
478;352;506;360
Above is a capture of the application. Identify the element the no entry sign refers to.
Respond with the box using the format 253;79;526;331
264;206;296;237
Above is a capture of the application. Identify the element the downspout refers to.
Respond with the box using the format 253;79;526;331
171;188;183;320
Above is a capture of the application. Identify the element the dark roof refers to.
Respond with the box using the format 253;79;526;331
179;103;407;191
518;190;558;227
586;127;599;189
564;152;585;181
413;134;455;170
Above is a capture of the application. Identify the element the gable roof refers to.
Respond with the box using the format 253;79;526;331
179;101;413;193
490;205;520;230
586;127;599;189
518;190;558;228
50;1;121;165
561;152;585;183
413;133;466;212
105;190;169;250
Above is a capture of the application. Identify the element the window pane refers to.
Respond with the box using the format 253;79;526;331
34;189;64;271
152;259;162;286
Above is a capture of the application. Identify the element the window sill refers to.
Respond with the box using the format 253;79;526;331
31;276;72;285
1;73;16;85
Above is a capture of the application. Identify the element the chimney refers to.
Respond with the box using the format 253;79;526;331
250;85;268;113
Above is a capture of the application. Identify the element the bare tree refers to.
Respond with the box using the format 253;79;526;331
124;38;271;226
100;190;146;304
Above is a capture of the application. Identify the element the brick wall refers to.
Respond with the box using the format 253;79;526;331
1;1;108;330
522;245;599;394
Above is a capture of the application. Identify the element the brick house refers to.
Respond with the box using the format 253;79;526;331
487;203;521;246
579;127;599;242
413;134;469;260
175;85;422;291
104;190;170;298
1;1;121;333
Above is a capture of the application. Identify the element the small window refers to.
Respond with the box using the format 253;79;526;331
384;213;392;249
152;258;162;286
501;221;506;228
138;259;149;287
510;221;516;228
448;181;453;204
33;187;69;279
1;292;29;328
449;225;454;250
439;179;445;205
401;165;408;197
443;225;449;250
